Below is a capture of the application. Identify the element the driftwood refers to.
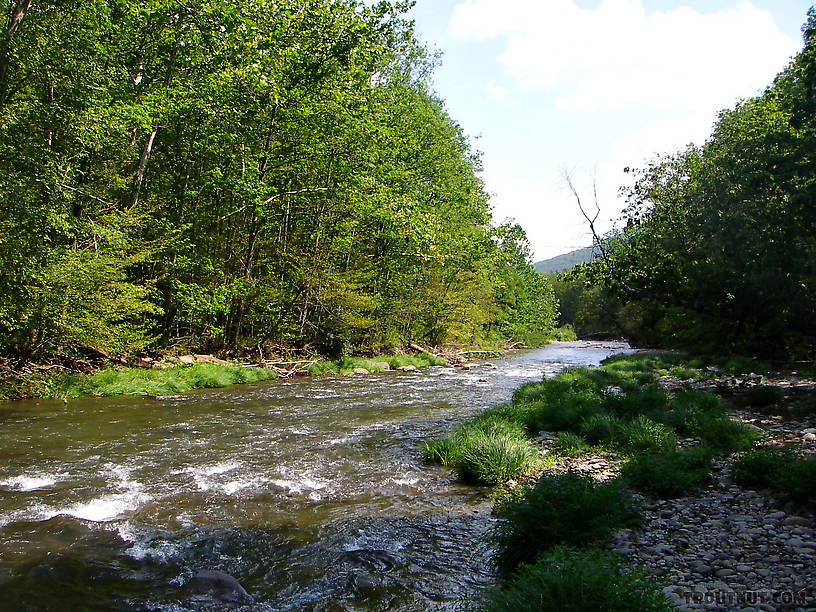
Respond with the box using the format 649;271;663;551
256;359;318;378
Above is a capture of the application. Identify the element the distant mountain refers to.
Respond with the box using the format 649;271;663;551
534;246;596;274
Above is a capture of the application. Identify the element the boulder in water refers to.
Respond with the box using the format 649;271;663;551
181;570;254;606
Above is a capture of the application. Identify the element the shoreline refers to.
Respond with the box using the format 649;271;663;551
0;344;517;402
425;351;816;610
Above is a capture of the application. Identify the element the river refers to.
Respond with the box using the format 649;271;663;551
0;341;631;610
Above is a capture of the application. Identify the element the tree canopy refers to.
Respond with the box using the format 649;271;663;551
0;0;558;358
577;8;816;359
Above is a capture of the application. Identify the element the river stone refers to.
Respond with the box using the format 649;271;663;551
365;361;391;371
804;432;816;443
352;368;370;375
182;570;253;606
397;365;417;372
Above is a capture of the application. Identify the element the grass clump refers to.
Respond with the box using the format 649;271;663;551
56;363;276;398
579;413;624;446
697;415;762;452
732;447;816;507
621;416;677;454
492;471;639;576
622;446;713;498
555;431;589;456
308;352;445;376
423;416;537;485
484;547;671;612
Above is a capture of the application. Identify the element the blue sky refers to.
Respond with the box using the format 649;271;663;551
405;0;814;260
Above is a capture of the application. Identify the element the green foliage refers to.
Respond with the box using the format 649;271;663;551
484;547;671;612
622;447;713;498
577;11;816;359
732;447;816;507
555;431;589;456
492;472;640;575
620;416;677;454
0;0;557;361
54;364;276;398
423;415;537;485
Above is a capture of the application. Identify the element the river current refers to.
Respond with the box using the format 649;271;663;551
0;341;631;610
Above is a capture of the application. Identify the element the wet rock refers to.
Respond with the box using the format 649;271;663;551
343;548;400;572
181;570;253;606
397;365;417;372
352;368;370;375
351;571;380;595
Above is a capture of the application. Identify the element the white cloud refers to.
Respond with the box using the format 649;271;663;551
486;81;509;97
450;0;797;113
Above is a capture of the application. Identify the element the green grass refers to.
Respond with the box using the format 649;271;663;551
732;447;816;507
620;415;677;454
53;363;277;398
622;446;713;498
554;431;589;456
492;471;640;576
484;547;671;612
307;352;445;376
423;414;538;485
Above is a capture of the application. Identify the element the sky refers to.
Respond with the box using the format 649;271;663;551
405;0;814;260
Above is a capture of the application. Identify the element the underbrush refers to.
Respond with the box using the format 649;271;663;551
484;547;670;612
53;363;277;398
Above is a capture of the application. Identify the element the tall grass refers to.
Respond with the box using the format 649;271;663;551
54;364;276;398
423;415;538;485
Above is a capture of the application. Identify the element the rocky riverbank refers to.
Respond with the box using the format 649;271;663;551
531;367;816;612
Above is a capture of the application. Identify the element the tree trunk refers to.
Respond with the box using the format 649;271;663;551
0;0;32;95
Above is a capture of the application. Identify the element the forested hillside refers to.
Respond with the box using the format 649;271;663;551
533;246;594;274
575;8;816;359
0;0;557;359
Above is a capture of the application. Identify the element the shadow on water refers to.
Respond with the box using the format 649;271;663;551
0;342;632;611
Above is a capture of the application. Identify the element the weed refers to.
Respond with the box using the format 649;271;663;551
622;447;713;498
555;431;588;456
492;471;639;575
484;547;670;612
621;416;677;454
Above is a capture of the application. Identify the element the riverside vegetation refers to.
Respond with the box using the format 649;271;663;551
551;9;816;363
424;352;816;610
0;0;561;396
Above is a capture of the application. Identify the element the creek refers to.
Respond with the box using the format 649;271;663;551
0;341;631;610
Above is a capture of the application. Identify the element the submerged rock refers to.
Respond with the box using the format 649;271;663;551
180;570;254;607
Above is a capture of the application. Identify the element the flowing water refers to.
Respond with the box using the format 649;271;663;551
0;341;631;611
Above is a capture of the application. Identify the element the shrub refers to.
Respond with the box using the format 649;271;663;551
555;431;588;456
492;471;639;575
484;547;671;612
622;447;713;498
621;416;677;454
